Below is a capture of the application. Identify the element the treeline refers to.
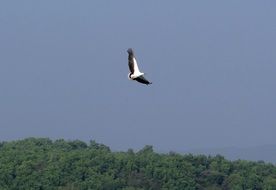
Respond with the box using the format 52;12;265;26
0;138;275;190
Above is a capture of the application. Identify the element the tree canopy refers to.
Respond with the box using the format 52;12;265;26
0;138;275;190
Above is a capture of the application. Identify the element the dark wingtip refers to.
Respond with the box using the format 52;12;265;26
127;48;133;54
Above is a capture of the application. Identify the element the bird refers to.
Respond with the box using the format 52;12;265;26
127;48;152;85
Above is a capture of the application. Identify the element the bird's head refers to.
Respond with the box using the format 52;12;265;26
128;73;133;80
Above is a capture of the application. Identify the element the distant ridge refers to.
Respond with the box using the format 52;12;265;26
184;145;276;164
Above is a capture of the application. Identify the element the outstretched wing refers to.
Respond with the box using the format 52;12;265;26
134;75;152;85
128;54;135;74
128;48;141;74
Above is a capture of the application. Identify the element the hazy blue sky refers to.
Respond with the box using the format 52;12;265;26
0;1;275;152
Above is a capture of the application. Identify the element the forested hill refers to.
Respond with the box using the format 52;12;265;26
0;138;275;190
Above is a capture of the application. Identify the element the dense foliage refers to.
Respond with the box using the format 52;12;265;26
0;138;275;190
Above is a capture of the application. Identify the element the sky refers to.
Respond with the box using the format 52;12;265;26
0;1;276;152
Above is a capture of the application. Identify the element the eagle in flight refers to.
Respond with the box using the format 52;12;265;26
127;48;152;85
